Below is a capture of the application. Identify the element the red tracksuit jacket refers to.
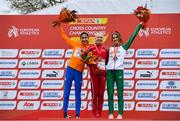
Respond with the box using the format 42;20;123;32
87;44;107;75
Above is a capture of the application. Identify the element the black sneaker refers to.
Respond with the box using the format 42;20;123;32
64;112;72;119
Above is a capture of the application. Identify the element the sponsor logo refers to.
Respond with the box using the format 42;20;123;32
0;80;17;89
135;49;158;58
8;26;40;38
136;102;159;111
0;90;17;99
80;91;88;100
69;91;87;100
160;59;180;68
136;91;159;100
18;80;40;89
160;102;180;111
68;101;87;110
41;70;64;78
88;101;107;110
160;49;180;58
0;59;18;68
88;91;92;100
8;26;18;37
81;101;87;110
149;27;171;35
136;70;159;79
18;70;41;78
138;27;171;37
0;49;18;58
41;101;63;110
124;59;135;68
19;59;41;68
88;81;91;90
71;18;108;24
18;90;40;99
124;101;135;111
42;80;64;89
138;29;150;37
0;101;16;110
160;70;180;79
124;70;134;79
160;91;180;100
65;59;69;68
17;101;40;110
110;90;133;100
83;70;88;79
81;80;88;89
68;101;76;110
102;101;109;110
42;49;64;58
88;102;92;110
65;49;73;58
123;91;134;100
136;59;158;68
19;49;41;58
42;59;64;68
0;70;17;78
160;80;180;90
125;49;135;58
114;102;120;110
71;80;88;89
124;80;134;89
136;80;159;89
87;72;90;79
103;91;108;100
41;90;63;99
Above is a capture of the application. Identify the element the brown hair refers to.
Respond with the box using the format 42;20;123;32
80;32;89;38
112;31;123;44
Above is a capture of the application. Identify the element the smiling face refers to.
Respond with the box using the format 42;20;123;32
112;32;123;46
80;33;89;45
95;32;104;45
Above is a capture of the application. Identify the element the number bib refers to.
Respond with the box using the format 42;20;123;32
73;48;81;59
97;59;105;70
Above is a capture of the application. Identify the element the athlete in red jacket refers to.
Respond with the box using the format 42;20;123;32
87;32;107;117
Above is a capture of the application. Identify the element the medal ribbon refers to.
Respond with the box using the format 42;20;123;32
94;44;103;55
114;47;118;60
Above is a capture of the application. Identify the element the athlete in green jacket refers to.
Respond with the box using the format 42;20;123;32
106;22;142;119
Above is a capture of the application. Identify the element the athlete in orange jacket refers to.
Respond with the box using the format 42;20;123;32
58;25;89;119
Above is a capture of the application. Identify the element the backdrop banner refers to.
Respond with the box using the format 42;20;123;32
0;14;180;120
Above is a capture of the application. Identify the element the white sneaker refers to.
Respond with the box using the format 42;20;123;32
76;116;80;119
116;114;122;119
108;114;114;119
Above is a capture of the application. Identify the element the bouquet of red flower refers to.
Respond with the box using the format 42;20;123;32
81;51;99;65
134;4;151;29
81;50;104;74
52;7;78;27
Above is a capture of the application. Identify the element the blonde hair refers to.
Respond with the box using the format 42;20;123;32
95;32;104;37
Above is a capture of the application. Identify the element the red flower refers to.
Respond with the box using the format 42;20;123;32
81;51;99;66
87;51;93;57
137;6;144;11
134;5;151;29
52;7;78;27
89;58;95;64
